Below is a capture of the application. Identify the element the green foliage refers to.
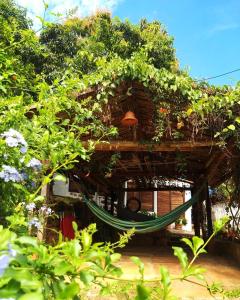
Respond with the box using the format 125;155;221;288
0;0;30;29
39;12;177;81
0;222;133;300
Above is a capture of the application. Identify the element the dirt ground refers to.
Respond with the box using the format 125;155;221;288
117;246;240;299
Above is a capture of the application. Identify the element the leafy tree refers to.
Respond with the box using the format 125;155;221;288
0;0;30;29
39;11;177;81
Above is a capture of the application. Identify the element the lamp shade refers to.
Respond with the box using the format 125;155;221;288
121;111;138;126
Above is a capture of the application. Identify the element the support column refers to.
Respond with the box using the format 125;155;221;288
154;181;158;215
110;191;115;215
205;183;213;237
192;185;201;237
124;181;127;207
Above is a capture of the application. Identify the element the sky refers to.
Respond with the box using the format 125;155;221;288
16;0;240;86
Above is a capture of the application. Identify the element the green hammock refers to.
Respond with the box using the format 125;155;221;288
84;186;203;233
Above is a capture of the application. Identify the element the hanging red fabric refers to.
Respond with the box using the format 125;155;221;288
60;214;75;240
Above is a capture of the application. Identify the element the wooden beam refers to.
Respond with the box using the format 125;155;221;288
121;187;192;192
80;174;109;194
83;141;217;152
206;151;226;182
111;170;203;179
205;144;235;185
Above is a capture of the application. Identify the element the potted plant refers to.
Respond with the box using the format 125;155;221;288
175;217;187;230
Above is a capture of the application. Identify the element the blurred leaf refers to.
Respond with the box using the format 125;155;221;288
79;270;94;285
135;284;150;300
19;292;43;300
17;236;37;247
110;253;121;263
172;247;188;271
192;236;204;255
54;174;67;182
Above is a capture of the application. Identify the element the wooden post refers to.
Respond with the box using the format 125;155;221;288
154;181;158;215
110;191;115;215
104;195;108;211
40;182;52;242
205;183;213;237
192;186;201;237
199;194;207;241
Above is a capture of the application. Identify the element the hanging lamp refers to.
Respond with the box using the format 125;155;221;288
121;111;138;126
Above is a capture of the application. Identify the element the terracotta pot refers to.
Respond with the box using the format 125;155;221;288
175;224;182;230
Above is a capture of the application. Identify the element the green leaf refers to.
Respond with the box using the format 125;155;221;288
160;266;171;288
109;266;123;277
184;265;206;281
72;221;78;232
213;217;229;232
181;238;193;252
160;266;172;299
172;247;188;271
54;261;72;276
17;236;38;247
54;174;67;182
227;124;235;131
135;284;150;300
79;270;94;285
100;285;111;296
235;116;240;123
58;282;80;299
0;279;20;298
19;293;43;300
192;236;204;255
130;256;142;267
34;195;45;202
130;256;144;275
110;253;121;263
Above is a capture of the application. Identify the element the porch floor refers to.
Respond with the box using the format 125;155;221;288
118;246;240;299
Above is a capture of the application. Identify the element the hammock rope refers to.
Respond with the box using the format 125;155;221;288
84;185;203;233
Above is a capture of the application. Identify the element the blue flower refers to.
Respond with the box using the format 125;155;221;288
28;218;41;229
27;158;42;170
0;165;23;182
20;146;27;154
0;244;16;277
0;255;10;276
40;206;53;215
26;203;36;211
1;129;27;150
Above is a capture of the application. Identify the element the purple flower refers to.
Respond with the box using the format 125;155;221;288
26;203;36;211
40;206;53;215
21;171;28;180
1;129;27;150
8;246;16;258
0;244;16;277
0;255;10;276
28;218;41;229
0;165;23;182
20;146;27;154
27;158;42;170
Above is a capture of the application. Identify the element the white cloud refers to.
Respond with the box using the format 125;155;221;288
209;23;239;35
16;0;122;29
